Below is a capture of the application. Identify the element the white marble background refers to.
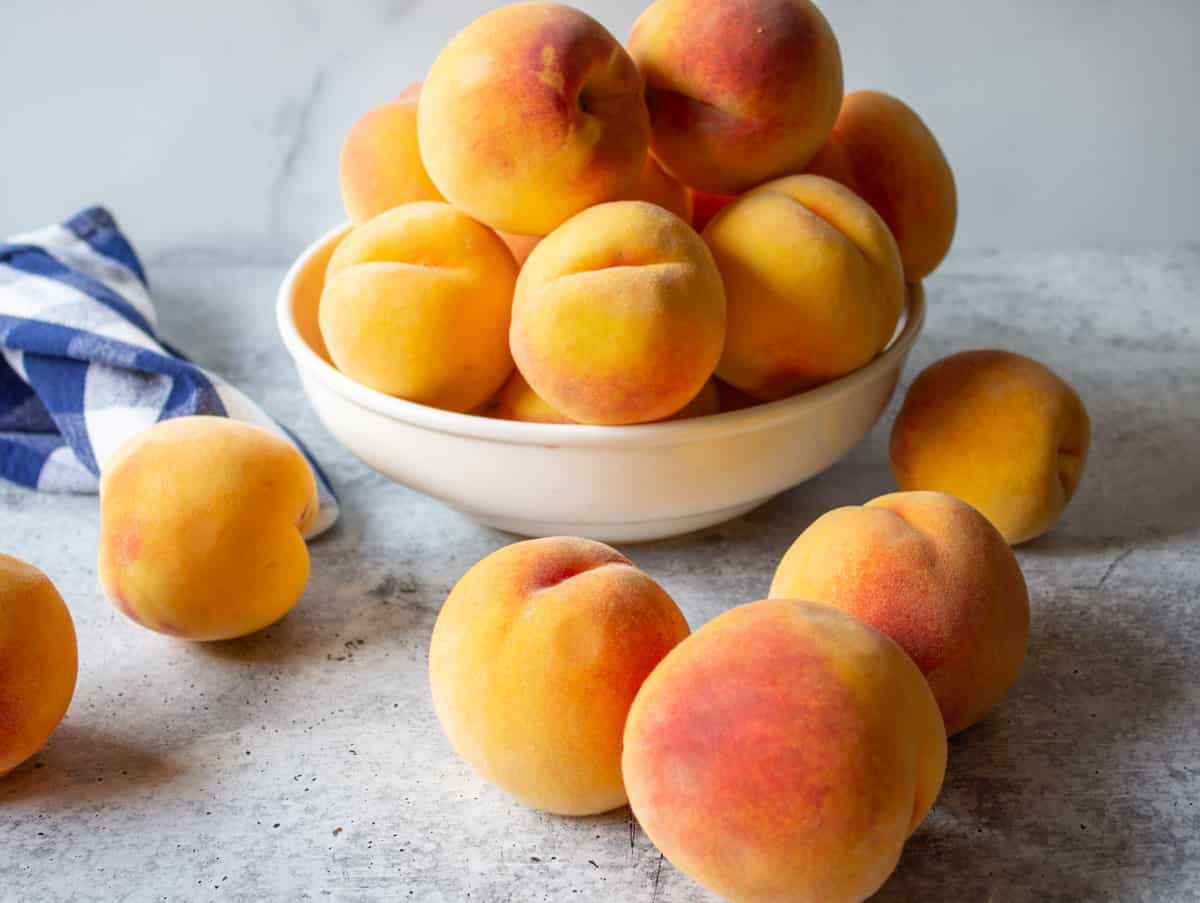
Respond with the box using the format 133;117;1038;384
2;0;1197;264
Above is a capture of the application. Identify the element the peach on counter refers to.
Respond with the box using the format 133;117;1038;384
628;0;843;195
338;84;443;225
769;490;1031;735
0;554;77;776
890;350;1091;544
704;174;904;401
807;90;957;280
623;599;945;903
98;416;319;642
428;537;690;815
418;2;650;236
511;200;725;425
319;202;518;412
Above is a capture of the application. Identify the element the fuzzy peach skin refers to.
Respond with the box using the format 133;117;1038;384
0;554;77;776
890;350;1091;544
338;84;443;225
807;90;957;281
628;0;843;195
491;372;720;424
418;3;650;236
704;174;905;401
429;537;690;815
494;156;690;269
770;491;1031;735
319;202;518;412
623;599;945;903
511;200;725;425
98;417;319;642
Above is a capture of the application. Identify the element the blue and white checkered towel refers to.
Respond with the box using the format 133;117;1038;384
0;207;338;537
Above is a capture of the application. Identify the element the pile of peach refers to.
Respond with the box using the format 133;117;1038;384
430;489;1034;901
324;0;958;426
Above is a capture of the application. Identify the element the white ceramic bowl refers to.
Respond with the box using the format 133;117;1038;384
277;224;925;542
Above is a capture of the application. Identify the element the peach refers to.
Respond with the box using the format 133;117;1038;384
704;174;904;401
512;200;725;425
769;491;1031;735
492;372;720;424
428;537;690;815
627;154;692;222
418;3;650;236
496;230;542;268
319;202;518;412
623;599;945;903
338;84;443;225
98;416;319;641
628;0;843;195
690;189;736;232
0;554;77;776
807;90;957;280
890;350;1091;544
714;378;761;413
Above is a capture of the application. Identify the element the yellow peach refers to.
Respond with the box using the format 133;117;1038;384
512;200;725;425
419;3;650;235
98;416;318;641
704;174;904;401
807;90;957;280
623;599;946;902
338;84;443;225
629;0;843;194
0;554;77;776
319;202;518;412
890;350;1091;544
770;491;1031;734
429;537;690;815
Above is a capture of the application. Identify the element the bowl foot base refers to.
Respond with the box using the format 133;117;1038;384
459;497;774;544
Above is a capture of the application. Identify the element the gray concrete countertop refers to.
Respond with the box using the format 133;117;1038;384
2;249;1198;902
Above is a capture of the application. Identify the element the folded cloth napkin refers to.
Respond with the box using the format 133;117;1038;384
0;206;338;537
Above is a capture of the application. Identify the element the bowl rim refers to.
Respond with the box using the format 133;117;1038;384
277;221;926;449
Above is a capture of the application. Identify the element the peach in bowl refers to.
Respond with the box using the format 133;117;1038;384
276;223;925;543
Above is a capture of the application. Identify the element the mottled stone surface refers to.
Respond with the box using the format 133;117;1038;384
1;250;1197;901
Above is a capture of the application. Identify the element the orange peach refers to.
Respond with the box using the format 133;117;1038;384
492;372;720;424
0;554;77;776
807;90;957;280
628;0;843;195
418;3;650;235
627;154;693;222
429;537;690;815
623;599;946;902
98;417;318;641
496;230;542;268
319;202;518;412
704;174;904;401
512;200;725;425
338;84;443;225
770;491;1031;735
890;350;1091;544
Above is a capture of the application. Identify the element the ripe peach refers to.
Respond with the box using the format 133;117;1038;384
419;3;650;235
623;599;945;903
770;491;1031;735
512;200;725;425
319;202;518;412
490;369;574;424
704;174;904;401
98;417;319;641
690;189;736;232
429;537;690;815
0;554;77;776
628;0;843;195
338;84;443;225
890;350;1091;544
807;90;957;280
495;230;542;268
627;154;692;222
